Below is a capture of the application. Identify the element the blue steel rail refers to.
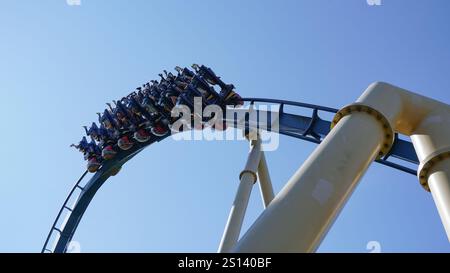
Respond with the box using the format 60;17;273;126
41;98;419;253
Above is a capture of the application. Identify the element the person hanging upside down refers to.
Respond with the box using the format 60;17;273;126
192;64;243;107
86;138;102;172
113;101;135;151
71;65;244;168
71;136;101;172
84;121;117;161
127;97;152;142
129;95;169;138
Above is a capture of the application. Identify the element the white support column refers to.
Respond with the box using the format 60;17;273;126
257;152;275;208
233;111;389;252
232;82;450;252
411;115;450;241
218;138;262;253
428;160;450;240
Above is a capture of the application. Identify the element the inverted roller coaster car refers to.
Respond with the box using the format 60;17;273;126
118;135;134;150
87;158;101;173
72;65;242;173
134;129;152;143
101;145;116;160
151;123;169;137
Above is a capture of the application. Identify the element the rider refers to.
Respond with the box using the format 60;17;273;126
86;138;102;172
126;95;152;142
70;136;89;155
157;82;180;113
192;64;243;107
84;121;117;160
190;71;220;105
129;94;169;138
71;65;243;165
71;136;101;173
113;100;135;151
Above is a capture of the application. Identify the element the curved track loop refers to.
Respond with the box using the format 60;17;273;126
42;98;419;253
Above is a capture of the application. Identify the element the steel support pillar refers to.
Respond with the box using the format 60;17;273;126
218;138;262;253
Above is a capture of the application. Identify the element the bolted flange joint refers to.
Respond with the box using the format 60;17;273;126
331;103;395;160
239;170;258;184
418;148;450;192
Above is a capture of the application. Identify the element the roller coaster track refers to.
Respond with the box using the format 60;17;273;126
42;98;419;253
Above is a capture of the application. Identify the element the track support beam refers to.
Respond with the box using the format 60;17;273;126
257;152;274;208
218;137;262;253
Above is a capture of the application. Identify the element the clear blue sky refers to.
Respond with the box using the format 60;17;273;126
1;0;450;253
